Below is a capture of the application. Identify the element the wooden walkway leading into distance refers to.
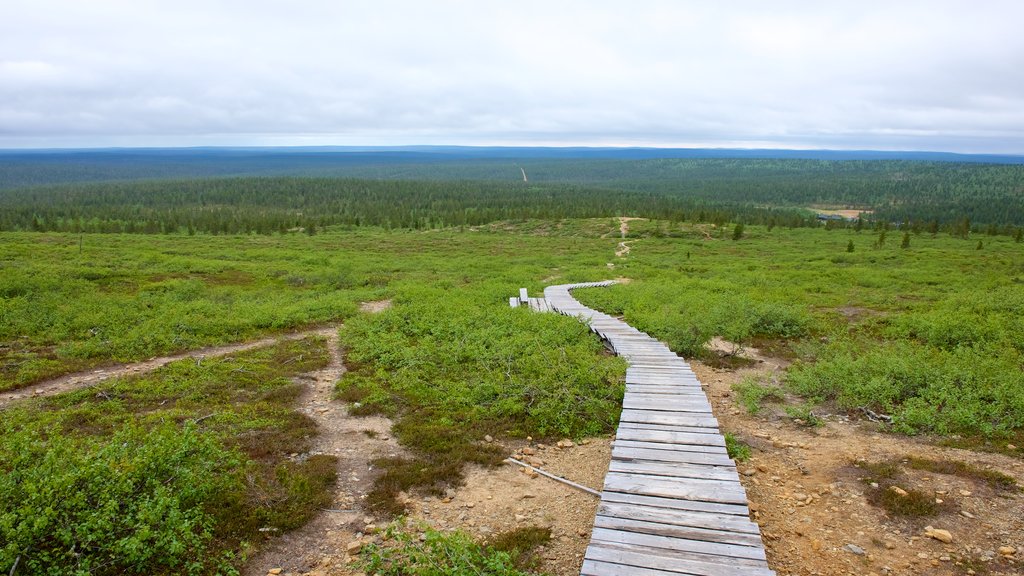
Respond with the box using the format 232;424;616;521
526;282;775;576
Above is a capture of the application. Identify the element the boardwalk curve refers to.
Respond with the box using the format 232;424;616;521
537;282;775;576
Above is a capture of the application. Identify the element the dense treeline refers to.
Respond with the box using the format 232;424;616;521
368;158;1024;226
3;158;1024;234
0;177;816;234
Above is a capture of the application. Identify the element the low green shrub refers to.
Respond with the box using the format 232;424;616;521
360;522;543;576
732;376;784;414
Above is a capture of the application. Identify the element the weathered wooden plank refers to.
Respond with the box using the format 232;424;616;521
616;427;725;447
594;515;763;547
614;416;720;430
584;546;774;576
613;438;730;456
597;501;760;534
602;472;746;504
612;445;734;467
622;398;713;413
582;558;772;576
608;459;738;482
600;490;750;517
590;527;767;562
618;409;719;428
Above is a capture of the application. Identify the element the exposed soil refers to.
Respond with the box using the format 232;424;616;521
813;208;873;219
618;216;646;238
0;327;340;408
402;439;612;575
694;357;1024;576
615;240;637;258
243;325;401;576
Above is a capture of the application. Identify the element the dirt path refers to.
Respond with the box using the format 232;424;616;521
614;217;644;258
617;216;645;238
615;240;636;258
0;327;340;408
243;323;401;576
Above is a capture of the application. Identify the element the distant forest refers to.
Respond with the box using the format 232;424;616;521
1;151;1023;234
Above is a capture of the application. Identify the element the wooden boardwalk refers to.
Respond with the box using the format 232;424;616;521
537;282;775;576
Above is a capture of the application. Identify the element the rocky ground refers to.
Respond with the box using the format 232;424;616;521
250;334;1023;576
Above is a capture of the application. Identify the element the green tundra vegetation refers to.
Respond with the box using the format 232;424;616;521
1;206;1022;572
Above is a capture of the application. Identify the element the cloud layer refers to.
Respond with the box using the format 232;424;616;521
2;1;1023;152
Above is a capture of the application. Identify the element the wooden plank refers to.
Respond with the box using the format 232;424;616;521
612;445;735;467
622;397;712;413
509;296;520;308
628;392;712;403
625;385;705;394
614;416;720;430
602;472;746;504
600;490;750;516
583;558;773;576
593;515;763;547
619;409;718;428
598;501;760;535
613;438;731;456
616;427;725;447
608;459;739;482
590;527;768;562
584;546;774;576
589;524;765;561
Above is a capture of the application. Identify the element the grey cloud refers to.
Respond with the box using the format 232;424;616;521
1;0;1022;152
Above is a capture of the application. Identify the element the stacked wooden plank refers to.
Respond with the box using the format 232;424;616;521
542;282;775;576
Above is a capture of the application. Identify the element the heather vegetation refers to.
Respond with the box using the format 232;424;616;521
573;220;1024;439
2;159;1023;574
0;338;335;574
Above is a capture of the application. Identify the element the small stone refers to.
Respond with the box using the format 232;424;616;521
924;527;953;543
1007;444;1017;450
888;486;908;497
939;555;951;562
999;546;1017;556
756;464;768;472
521;447;536;455
870;482;880;489
884;541;896;550
793;493;809;502
268;569;283;575
845;543;866;555
347;540;363;554
959;489;972;496
522;493;536;499
484;435;493;443
515;514;527;522
742;468;757;476
960;510;975;519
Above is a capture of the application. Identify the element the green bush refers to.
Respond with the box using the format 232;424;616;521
0;424;242;576
361;522;541;576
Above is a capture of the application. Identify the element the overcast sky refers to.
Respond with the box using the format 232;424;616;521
2;1;1022;152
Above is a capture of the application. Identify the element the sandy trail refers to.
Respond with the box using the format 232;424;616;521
0;327;340;408
615;217;644;257
243;322;400;576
